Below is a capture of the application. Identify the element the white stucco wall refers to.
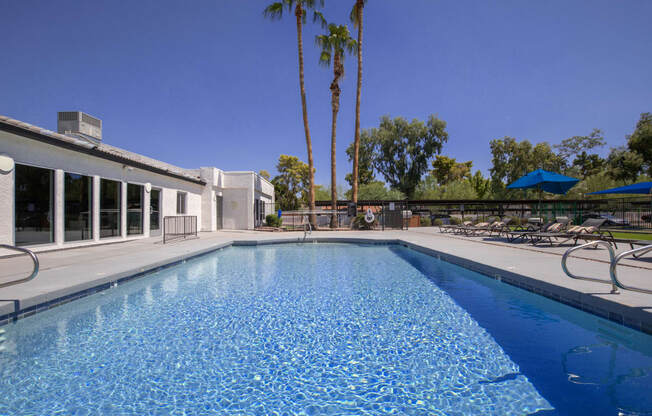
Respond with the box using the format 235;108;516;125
222;188;251;229
0;163;14;245
0;129;204;250
0;125;274;249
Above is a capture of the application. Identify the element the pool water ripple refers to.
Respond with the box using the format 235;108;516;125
0;243;650;415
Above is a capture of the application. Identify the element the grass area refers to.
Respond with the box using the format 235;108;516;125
611;232;652;241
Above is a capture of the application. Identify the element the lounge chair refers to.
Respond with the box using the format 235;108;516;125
563;218;617;248
488;218;513;237
503;219;555;243
439;220;472;233
531;218;609;247
461;219;505;236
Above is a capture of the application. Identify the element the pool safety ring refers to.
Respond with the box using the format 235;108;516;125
364;209;375;224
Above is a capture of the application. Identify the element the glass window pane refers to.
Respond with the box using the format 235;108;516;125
100;179;121;238
127;184;143;235
150;189;160;231
15;164;54;245
64;173;93;242
176;192;186;214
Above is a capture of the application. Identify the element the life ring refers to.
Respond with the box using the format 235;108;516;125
364;209;375;223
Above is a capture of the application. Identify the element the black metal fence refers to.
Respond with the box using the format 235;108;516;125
260;202;410;231
163;216;198;243
314;197;652;230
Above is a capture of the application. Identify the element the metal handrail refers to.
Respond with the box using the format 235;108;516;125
0;244;40;289
303;218;312;241
561;241;619;294
610;244;652;294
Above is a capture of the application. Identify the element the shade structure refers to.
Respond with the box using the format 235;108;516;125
587;182;652;195
507;169;580;194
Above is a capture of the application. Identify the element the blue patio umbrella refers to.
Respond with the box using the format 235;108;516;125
507;169;580;217
587;182;652;195
507;169;580;194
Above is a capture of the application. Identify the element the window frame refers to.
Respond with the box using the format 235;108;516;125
176;191;187;215
63;171;94;242
13;162;55;246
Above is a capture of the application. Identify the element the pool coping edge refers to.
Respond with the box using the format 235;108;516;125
0;237;650;335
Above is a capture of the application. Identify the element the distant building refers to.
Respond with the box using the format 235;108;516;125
0;112;273;250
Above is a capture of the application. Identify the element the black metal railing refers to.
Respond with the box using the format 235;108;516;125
163;216;197;243
315;197;652;230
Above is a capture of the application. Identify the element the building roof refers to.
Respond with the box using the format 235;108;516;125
0;115;205;185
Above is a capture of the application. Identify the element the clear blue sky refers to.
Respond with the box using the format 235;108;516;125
2;0;651;186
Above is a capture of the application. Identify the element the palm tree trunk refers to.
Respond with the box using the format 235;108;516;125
330;59;342;229
295;3;316;225
351;0;364;203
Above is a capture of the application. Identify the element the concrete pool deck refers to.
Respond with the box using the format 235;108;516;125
1;228;651;333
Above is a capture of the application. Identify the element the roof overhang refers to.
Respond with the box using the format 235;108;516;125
0;119;206;186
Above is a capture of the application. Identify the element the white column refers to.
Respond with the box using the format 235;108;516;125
54;169;64;246
143;183;151;237
92;176;100;241
0;156;15;245
121;182;127;238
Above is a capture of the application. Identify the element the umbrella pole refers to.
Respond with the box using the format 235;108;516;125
539;186;542;220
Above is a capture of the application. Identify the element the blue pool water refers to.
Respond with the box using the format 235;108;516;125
0;243;650;415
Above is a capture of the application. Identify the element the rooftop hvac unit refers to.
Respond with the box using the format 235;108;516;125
57;111;102;141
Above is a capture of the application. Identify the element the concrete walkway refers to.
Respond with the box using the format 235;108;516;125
1;228;650;333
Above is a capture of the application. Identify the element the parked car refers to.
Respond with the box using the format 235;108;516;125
429;213;452;224
584;212;630;227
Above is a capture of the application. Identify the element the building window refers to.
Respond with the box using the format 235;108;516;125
64;173;93;242
127;183;143;235
100;179;121;238
176;192;187;214
15;164;54;246
150;188;160;231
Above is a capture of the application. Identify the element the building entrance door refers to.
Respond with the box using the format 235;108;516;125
150;188;161;236
215;195;223;230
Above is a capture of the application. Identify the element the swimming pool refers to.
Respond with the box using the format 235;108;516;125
0;243;650;415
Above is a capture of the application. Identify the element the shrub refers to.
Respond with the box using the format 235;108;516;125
510;216;523;227
450;217;462;225
265;214;282;228
420;217;432;226
433;218;443;226
353;213;377;230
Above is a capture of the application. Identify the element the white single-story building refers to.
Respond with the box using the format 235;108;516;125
0;112;274;252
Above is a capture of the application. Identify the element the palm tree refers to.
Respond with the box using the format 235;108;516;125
264;1;326;225
350;0;366;204
316;24;357;228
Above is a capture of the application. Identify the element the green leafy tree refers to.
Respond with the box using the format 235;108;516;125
314;185;330;201
345;129;375;187
414;176;477;199
572;152;605;179
259;170;271;180
468;170;491;199
271;155;310;210
369;115;449;198
316;23;357;227
489;137;566;197
564;172;620;198
606;147;644;183
349;0;367;203
431;156;473;185
315;184;346;201
554;128;605;165
627;112;652;175
345;180;405;200
264;0;326;224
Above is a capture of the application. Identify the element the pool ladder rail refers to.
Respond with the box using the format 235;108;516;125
0;244;40;289
561;241;652;294
302;221;313;241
